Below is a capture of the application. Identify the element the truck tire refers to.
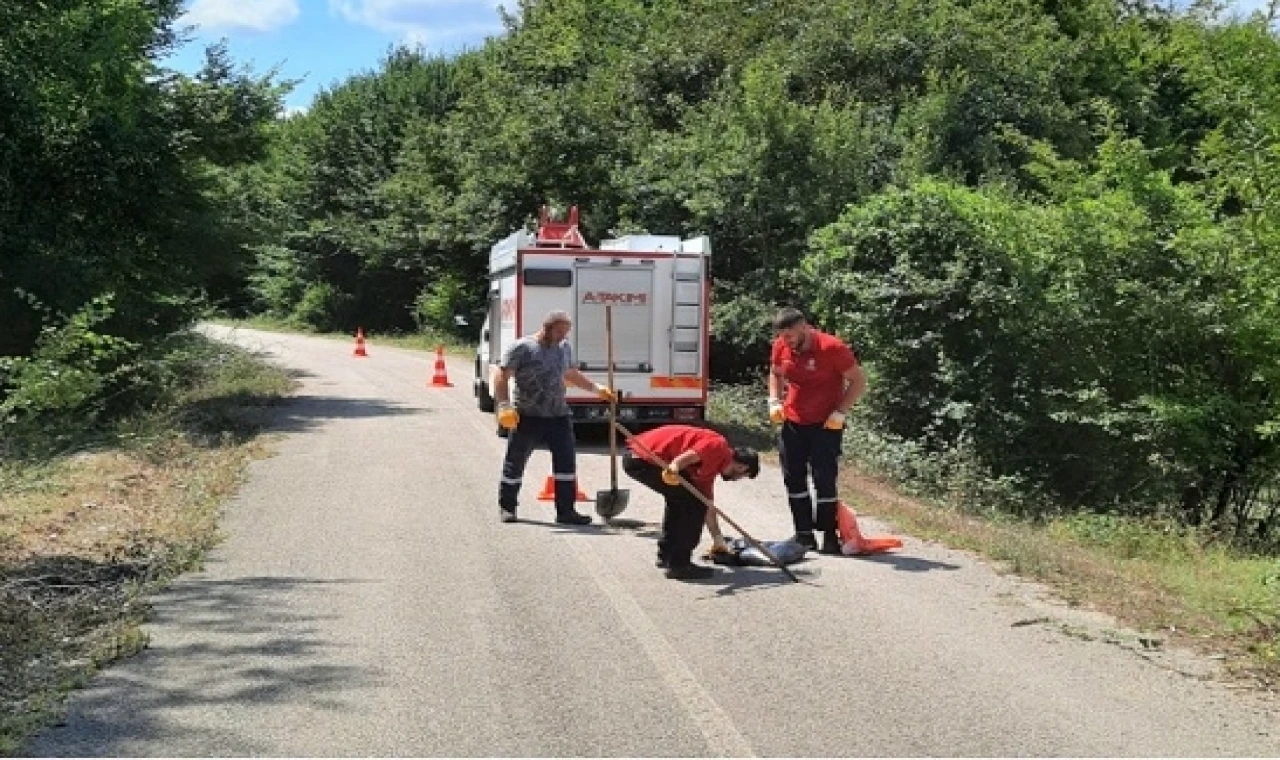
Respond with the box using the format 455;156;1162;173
477;381;495;413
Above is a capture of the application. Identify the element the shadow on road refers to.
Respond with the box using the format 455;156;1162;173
696;564;821;597
510;518;662;541
854;553;961;573
503;519;818;596
260;395;425;434
27;575;384;758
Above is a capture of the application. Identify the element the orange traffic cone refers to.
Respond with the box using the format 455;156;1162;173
429;345;453;387
536;475;590;502
836;501;904;555
353;327;369;358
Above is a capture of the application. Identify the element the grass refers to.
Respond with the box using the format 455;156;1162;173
706;382;1280;686
0;336;295;755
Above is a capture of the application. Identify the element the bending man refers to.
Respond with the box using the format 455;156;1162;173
622;424;759;580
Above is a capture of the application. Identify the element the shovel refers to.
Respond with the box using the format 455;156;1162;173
595;305;631;519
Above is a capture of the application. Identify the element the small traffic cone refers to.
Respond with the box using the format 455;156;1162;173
836;500;904;555
536;475;590;502
353;327;369;358
429;345;453;387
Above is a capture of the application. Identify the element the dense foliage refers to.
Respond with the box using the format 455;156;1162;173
5;0;1280;546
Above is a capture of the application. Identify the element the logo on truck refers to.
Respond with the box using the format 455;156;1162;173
581;292;648;306
501;298;515;324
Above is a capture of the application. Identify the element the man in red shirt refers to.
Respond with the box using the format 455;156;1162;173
768;307;867;554
622;425;760;580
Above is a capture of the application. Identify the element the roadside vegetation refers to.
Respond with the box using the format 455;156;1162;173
4;0;1280;750
0;335;293;754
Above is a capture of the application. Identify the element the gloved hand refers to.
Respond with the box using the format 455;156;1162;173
497;402;520;430
768;397;785;425
661;466;682;486
595;384;618;404
702;538;732;560
824;410;846;430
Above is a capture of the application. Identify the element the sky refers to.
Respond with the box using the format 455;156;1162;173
165;0;510;113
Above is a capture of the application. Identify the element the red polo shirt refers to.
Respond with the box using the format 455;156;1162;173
771;330;859;425
629;424;733;498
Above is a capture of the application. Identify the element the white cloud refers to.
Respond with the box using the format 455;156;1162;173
184;0;301;33
331;0;506;47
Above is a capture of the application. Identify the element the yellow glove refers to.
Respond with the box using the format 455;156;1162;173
702;539;732;560
661;467;681;486
497;403;519;430
824;410;847;430
768;398;785;425
596;384;617;404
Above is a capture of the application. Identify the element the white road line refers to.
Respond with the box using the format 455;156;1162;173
569;540;756;758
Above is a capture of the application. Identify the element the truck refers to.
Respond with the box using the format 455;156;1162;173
474;206;711;433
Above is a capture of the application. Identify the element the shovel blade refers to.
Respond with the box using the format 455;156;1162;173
595;488;631;519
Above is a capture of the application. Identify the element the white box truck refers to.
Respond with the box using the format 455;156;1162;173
474;206;710;432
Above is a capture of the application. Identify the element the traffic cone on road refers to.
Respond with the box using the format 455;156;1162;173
836;501;904;555
429;345;453;387
537;475;590;502
353;327;369;358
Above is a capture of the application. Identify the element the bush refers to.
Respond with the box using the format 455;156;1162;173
708;285;776;384
0;295;136;453
412;273;473;337
794;147;1280;545
290;282;353;332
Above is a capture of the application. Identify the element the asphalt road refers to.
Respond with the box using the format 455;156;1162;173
28;326;1280;756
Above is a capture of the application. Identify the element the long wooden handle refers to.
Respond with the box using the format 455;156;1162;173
606;305;618;490
612;421;800;583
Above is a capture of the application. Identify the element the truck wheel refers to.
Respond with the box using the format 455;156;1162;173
477;381;495;413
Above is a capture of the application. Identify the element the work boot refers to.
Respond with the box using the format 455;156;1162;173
664;564;715;581
555;511;592;526
820;528;842;555
499;508;517;523
792;531;818;552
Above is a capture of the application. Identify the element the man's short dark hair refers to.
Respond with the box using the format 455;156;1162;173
772;307;807;331
733;447;760;479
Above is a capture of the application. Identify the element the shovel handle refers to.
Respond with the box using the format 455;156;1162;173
611;421;800;583
606;306;619;490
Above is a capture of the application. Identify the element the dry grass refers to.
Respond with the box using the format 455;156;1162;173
0;340;294;755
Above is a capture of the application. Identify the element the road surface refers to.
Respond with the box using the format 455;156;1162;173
28;326;1279;756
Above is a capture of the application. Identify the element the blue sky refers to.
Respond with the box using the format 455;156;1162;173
165;0;509;112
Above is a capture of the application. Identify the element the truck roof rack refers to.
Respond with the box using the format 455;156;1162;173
535;205;587;248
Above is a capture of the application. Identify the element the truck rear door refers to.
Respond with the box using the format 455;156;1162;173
573;263;655;372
